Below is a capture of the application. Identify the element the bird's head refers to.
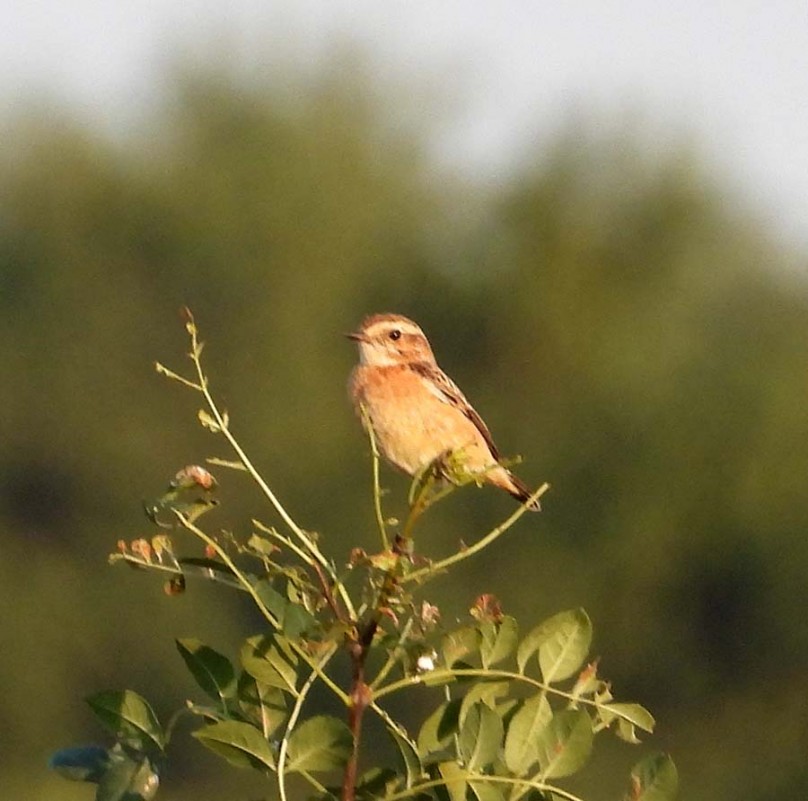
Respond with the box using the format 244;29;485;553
346;313;435;367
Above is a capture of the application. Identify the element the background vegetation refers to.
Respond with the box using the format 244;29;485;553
2;55;807;801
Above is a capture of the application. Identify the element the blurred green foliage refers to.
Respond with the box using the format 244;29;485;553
1;60;807;801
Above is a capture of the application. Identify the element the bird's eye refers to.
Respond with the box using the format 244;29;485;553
389;329;402;341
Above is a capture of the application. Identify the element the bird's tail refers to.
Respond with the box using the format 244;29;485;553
491;467;541;511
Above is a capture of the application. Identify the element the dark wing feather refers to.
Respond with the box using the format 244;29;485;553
409;361;500;460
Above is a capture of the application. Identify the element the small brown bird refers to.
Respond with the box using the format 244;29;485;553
347;313;539;510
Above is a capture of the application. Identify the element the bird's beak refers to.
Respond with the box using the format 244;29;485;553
345;331;369;343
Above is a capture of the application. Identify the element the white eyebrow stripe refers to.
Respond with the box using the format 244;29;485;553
365;321;423;338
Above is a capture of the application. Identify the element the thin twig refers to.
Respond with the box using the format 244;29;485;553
360;404;390;550
175;314;356;621
373;665;645;731
276;644;340;801
252;519;345;622
313;560;346;622
177;513;349;704
252;519;316;566
341;526;414;799
382;774;586;801
298;771;328;795
369;617;414;691
176;512;280;628
402;482;550;585
154;361;203;391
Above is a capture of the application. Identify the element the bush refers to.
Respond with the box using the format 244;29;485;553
51;312;677;801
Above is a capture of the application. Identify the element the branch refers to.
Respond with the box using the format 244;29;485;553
176;513;349;705
252;519;347;623
360;404;390;550
369;616;414;691
159;312;357;622
402;482;550;584
374;665;644;730
276;644;340;801
382;773;586;801
176;512;280;629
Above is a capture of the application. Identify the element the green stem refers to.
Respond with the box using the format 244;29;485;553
401;494;427;542
177;513;280;628
403;483;550;585
360;404;389;551
162;706;192;747
276;644;340;801
400;464;443;541
299;771;328;795
111;552;253;594
369;617;414;691
382;773;585;801
374;665;639;728
184;316;357;621
252;519;317;566
177;514;349;704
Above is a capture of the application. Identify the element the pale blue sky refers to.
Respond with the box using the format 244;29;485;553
4;1;808;250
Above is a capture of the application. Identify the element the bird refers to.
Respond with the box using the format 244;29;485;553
347;313;540;510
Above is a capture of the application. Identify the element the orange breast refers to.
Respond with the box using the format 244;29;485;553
349;365;495;476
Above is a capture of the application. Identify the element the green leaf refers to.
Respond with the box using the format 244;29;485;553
253;580;288;621
458;702;504;772
503;693;553;775
240;635;299;696
237;672;288;735
159;494;218;524
469;780;505;801
386;724;423;787
183;703;228;723
176;557;239;580
600;702;655;734
517;609;592;683
96;751;159;801
176;639;236;702
192;719;275;771
87;691;164;753
418;699;462;756
496;697;521;733
442;626;481;667
479;616;518;668
627;753;679;801
282;601;320;640
198;408;222;432
246;533;278;555
535;709;593;779
253;580;320;640
286;715;353;773
617;718;641;744
356;767;400;798
435;760;467;801
459;681;510;727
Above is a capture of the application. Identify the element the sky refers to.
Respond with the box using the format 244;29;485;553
3;1;808;251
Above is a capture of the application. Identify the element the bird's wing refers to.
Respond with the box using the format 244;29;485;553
409;361;500;460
